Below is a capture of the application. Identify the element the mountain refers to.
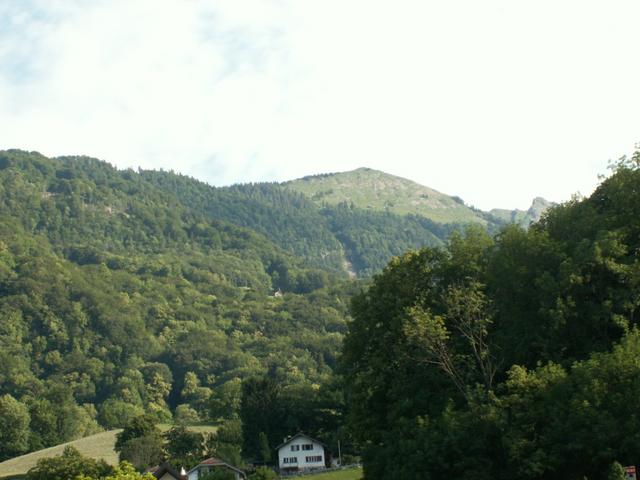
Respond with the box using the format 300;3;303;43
490;196;553;227
142;167;550;277
139;171;349;274
0;149;355;462
284;167;492;224
284;168;552;229
141;170;482;277
0;149;553;465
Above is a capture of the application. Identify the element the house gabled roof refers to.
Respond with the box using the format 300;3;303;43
275;433;328;451
148;462;187;480
188;457;246;478
199;457;226;465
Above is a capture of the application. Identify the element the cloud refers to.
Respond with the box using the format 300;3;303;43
1;0;640;209
0;1;289;178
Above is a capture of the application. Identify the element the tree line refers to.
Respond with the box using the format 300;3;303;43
0;150;354;462
342;153;640;479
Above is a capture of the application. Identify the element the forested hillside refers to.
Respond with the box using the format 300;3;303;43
342;153;640;479
0;150;355;462
139;170;348;273
0;148;559;473
489;196;553;227
141;168;517;276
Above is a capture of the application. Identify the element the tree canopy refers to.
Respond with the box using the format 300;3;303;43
342;153;640;478
0;150;355;460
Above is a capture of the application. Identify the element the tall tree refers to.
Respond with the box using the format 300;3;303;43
26;446;113;480
115;414;161;453
0;394;30;460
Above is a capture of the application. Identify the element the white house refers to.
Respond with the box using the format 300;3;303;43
276;433;327;473
187;457;246;480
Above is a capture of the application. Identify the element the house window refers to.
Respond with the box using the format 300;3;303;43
291;445;300;451
283;457;298;464
302;444;314;450
305;455;323;463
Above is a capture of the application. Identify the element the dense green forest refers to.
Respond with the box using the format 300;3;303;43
0;150;357;463
342;153;640;479
1;148;492;468
3;147;630;480
140;169;499;276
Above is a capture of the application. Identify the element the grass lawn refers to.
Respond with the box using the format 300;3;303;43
0;424;217;478
0;430;120;478
297;467;363;480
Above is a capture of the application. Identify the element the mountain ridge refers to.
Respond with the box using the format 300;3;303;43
284;167;489;224
284;166;550;227
490;196;553;227
142;166;502;277
0;149;553;466
57;158;550;277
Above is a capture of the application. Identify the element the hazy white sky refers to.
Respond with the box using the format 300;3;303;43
1;0;639;210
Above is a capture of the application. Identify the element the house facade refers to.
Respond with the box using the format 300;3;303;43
276;433;327;473
187;457;246;480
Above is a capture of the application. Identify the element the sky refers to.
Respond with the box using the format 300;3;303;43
1;1;640;210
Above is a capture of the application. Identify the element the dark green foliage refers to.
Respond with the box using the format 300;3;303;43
199;419;243;470
209;444;243;471
408;332;640;479
258;432;271;463
140;172;348;274
248;466;278;480
115;414;160;453
103;461;155;479
323;203;462;276
200;469;236;480
0;150;356;459
164;425;205;470
115;416;165;471
240;377;282;460
208;378;241;421
99;399;145;429
608;462;626;480
342;154;640;479
174;404;200;425
117;434;165;472
240;374;348;462
140;169;483;277
25;445;113;480
487;156;640;367
0;394;30;460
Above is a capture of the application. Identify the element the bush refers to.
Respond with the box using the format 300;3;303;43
201;468;236;480
175;404;200;425
248;466;278;480
118;435;164;471
25;446;113;480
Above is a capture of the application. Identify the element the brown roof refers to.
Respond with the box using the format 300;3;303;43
148;463;187;480
199;457;225;465
190;458;246;479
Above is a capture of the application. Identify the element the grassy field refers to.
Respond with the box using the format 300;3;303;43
0;424;217;478
296;467;363;480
